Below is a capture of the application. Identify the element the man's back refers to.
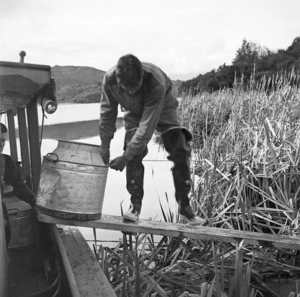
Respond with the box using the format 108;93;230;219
103;62;177;116
100;59;181;160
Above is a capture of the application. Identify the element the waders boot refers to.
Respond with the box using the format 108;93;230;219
161;127;205;226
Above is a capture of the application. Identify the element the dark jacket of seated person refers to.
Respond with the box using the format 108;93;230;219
0;122;36;245
1;154;37;207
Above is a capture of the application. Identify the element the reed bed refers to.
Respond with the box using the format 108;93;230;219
94;72;300;296
179;72;300;236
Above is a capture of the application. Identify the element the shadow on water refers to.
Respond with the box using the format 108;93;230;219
38;119;124;141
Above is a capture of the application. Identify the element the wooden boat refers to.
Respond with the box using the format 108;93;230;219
0;52;116;297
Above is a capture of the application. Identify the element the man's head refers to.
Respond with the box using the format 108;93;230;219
0;123;7;153
116;54;143;95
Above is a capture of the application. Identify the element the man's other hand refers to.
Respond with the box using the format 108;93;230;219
99;147;110;164
109;156;128;171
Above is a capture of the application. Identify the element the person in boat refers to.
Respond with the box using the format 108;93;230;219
0;123;36;244
99;54;204;225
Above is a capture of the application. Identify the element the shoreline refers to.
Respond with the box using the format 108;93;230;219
39;102;124;126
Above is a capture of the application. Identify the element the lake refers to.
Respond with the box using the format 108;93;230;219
2;103;177;245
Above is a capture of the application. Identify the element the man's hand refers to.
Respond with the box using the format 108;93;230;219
109;156;128;172
99;147;110;164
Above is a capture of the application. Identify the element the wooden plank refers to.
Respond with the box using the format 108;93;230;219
50;225;81;297
7;110;18;161
0;191;9;297
0;61;51;71
38;212;300;250
26;100;41;194
55;225;117;297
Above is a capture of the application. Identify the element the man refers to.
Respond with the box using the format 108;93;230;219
99;54;204;225
1;123;36;243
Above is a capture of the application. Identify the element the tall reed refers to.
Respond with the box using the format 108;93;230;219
179;72;300;235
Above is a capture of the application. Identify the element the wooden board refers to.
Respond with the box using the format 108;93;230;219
0;192;9;297
53;225;117;297
38;212;300;250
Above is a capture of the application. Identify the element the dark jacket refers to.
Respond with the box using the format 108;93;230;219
99;62;181;161
1;154;36;207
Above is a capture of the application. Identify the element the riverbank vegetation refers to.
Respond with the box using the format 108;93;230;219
180;36;300;94
94;71;300;296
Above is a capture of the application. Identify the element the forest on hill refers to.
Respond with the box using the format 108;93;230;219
180;36;300;94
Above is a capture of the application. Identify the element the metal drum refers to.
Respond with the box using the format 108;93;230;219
36;140;109;220
4;197;36;249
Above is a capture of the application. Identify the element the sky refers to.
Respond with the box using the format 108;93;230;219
0;0;299;80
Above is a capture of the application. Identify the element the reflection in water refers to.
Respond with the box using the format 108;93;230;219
40;119;124;141
41;120;99;140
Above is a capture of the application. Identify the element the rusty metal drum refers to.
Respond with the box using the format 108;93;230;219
4;197;36;249
36;140;109;220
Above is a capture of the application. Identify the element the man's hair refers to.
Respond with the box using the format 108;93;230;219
0;123;7;133
116;54;143;88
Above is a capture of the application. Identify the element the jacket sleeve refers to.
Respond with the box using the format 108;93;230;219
123;85;166;161
99;76;118;148
3;155;36;207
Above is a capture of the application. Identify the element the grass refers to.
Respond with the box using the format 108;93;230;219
93;71;300;296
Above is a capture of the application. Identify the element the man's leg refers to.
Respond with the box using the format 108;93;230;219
161;128;191;207
126;149;148;209
161;127;205;225
123;129;148;221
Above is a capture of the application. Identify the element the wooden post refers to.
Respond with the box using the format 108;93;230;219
26;99;41;194
17;107;32;188
7;110;18;161
0;191;9;297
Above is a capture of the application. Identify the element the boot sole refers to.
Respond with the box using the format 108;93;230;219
123;214;139;222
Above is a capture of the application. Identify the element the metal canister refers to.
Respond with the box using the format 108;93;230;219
4;197;36;249
36;140;109;220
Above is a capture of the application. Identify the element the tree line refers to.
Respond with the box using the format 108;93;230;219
179;36;300;94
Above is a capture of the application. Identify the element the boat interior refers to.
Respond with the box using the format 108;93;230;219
0;52;116;297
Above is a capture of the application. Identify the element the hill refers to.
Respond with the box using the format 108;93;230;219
51;65;105;103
